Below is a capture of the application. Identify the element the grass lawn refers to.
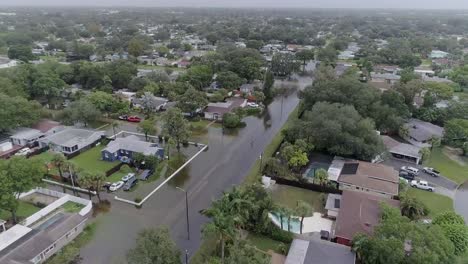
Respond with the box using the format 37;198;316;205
70;145;120;174
246;233;287;254
424;147;468;185
0;201;41;222
62;201;85;213
407;188;454;217
271;185;325;213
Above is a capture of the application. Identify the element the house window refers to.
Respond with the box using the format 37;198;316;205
66;228;76;239
63;146;71;153
44;244;55;255
31;255;42;263
72;145;78;151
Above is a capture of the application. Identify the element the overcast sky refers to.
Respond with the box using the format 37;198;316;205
3;0;468;9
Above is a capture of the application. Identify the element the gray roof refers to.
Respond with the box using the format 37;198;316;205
285;239;355;264
103;135;162;155
371;73;401;80
39;128;104;147
0;213;86;264
10;128;43;140
405;118;444;142
381;136;422;159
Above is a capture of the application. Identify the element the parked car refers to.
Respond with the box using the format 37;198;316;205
118;115;128;120
109;181;124;192
139;169;153;181
399;171;415;181
15;148;32;156
126;116;141;123
410;180;434;192
401;166;419;175
247;102;260;108
423;167;440;177
123;178;138;191
122;173;135;182
102;182;112;189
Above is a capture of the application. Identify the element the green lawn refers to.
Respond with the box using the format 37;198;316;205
70;145;120;174
0;201;41;222
407;188;454;217
424;147;468;184
271;184;325;213
62;201;85;213
246;233;288;254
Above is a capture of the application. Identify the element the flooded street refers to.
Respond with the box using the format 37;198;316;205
79;76;313;263
455;182;468;222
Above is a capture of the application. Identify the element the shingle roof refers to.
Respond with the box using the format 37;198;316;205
103;135;162;155
381;135;422;159
335;190;400;241
337;161;399;196
39;128;104;147
404;118;444;142
285;239;355;264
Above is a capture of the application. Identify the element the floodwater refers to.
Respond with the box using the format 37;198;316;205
79;76;312;264
455;182;468;222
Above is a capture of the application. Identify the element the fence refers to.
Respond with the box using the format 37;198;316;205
270;176;342;194
105;162;125;177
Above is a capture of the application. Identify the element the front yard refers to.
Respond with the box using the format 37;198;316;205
424;147;468;185
246;233;288;254
407;188;454;217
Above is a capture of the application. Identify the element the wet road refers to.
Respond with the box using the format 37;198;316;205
79;77;312;264
455;183;468;222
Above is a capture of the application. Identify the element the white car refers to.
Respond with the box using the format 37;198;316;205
15;148;32;156
109;181;124;192
122;173;135;182
247;102;260;108
410;180;434;192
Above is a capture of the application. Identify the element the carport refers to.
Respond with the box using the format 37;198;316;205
382;136;422;164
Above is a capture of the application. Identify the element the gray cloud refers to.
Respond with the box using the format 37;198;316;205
2;0;468;9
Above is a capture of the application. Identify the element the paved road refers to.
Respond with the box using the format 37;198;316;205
79;77;312;264
455;183;468;222
382;158;458;197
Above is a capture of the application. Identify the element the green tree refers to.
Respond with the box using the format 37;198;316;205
225;241;269;264
295;49;315;72
314;168;329;186
79;171;105;202
434;212;468;255
287;150;308;171
271;53;300;78
0;157;45;223
216;71;244;89
263;70;274;100
295;200;312;234
87;91;128;116
62;99;101;127
128;38;145;57
162;108;190;150
399;192;428;220
8;45;35;62
419;147;431;163
317;46;338;65
138;119;157;141
203;208;237;262
178;65;213;90
0;93;41;132
30;74;66;100
223;112;242;128
51;153;68;192
127;227;181;264
444;119;468;148
176;88;208;114
104;60;138;89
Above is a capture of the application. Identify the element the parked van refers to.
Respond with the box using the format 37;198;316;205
123;177;138;191
401;166;419;175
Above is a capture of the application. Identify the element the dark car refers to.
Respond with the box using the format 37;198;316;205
399;170;415;181
123;177;138;191
139;169;154;181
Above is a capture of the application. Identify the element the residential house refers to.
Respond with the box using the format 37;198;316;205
137;55;157;65
430;50;449;59
324;193;341;219
422;75;454;84
101;135;164;162
10;120;62;147
132;93;169;112
285;238;355;264
338;50;355;60
38;128;104;155
414;67;435;77
204;98;247;121
370;73;401;85
334;190;400;246
328;157;399;198
381;135;422;164
373;65;400;75
0;188;92;264
0;57;17;69
402;118;444;148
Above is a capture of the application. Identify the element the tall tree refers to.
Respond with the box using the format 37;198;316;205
0;93;41;132
127;227;181;264
263;70;274;100
62;99;101;127
79;171;105;202
162;108;191;150
51;153;68;192
295;49;315;72
399;192;428;220
295;200;312;234
176;88;208;114
138;119;157;141
225;241;269;264
271;53;300;78
314;168;329;186
203;208;237;262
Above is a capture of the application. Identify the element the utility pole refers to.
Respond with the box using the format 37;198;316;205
176;187;190;240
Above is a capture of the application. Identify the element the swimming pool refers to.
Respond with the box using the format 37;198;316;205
269;212;301;233
304;162;330;179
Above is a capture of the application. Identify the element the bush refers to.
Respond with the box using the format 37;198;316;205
223;112;242;128
134;197;142;209
266;226;293;244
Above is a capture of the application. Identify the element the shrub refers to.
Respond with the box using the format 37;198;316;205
267;226;293;244
223;112;242;128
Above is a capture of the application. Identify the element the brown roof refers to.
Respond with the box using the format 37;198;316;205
338;161;399;196
335;190;400;240
31;119;61;133
204;98;245;115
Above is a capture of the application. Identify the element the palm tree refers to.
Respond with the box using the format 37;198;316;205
79;171;106;202
286;207;294;232
65;161;80;196
276;205;288;230
296;200;312;234
314;168;329;186
111;121;119;139
202;208;237;262
51;153;67;192
400;193;427;220
166;137;176;160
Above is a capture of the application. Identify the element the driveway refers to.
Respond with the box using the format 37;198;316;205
382;158;458;197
